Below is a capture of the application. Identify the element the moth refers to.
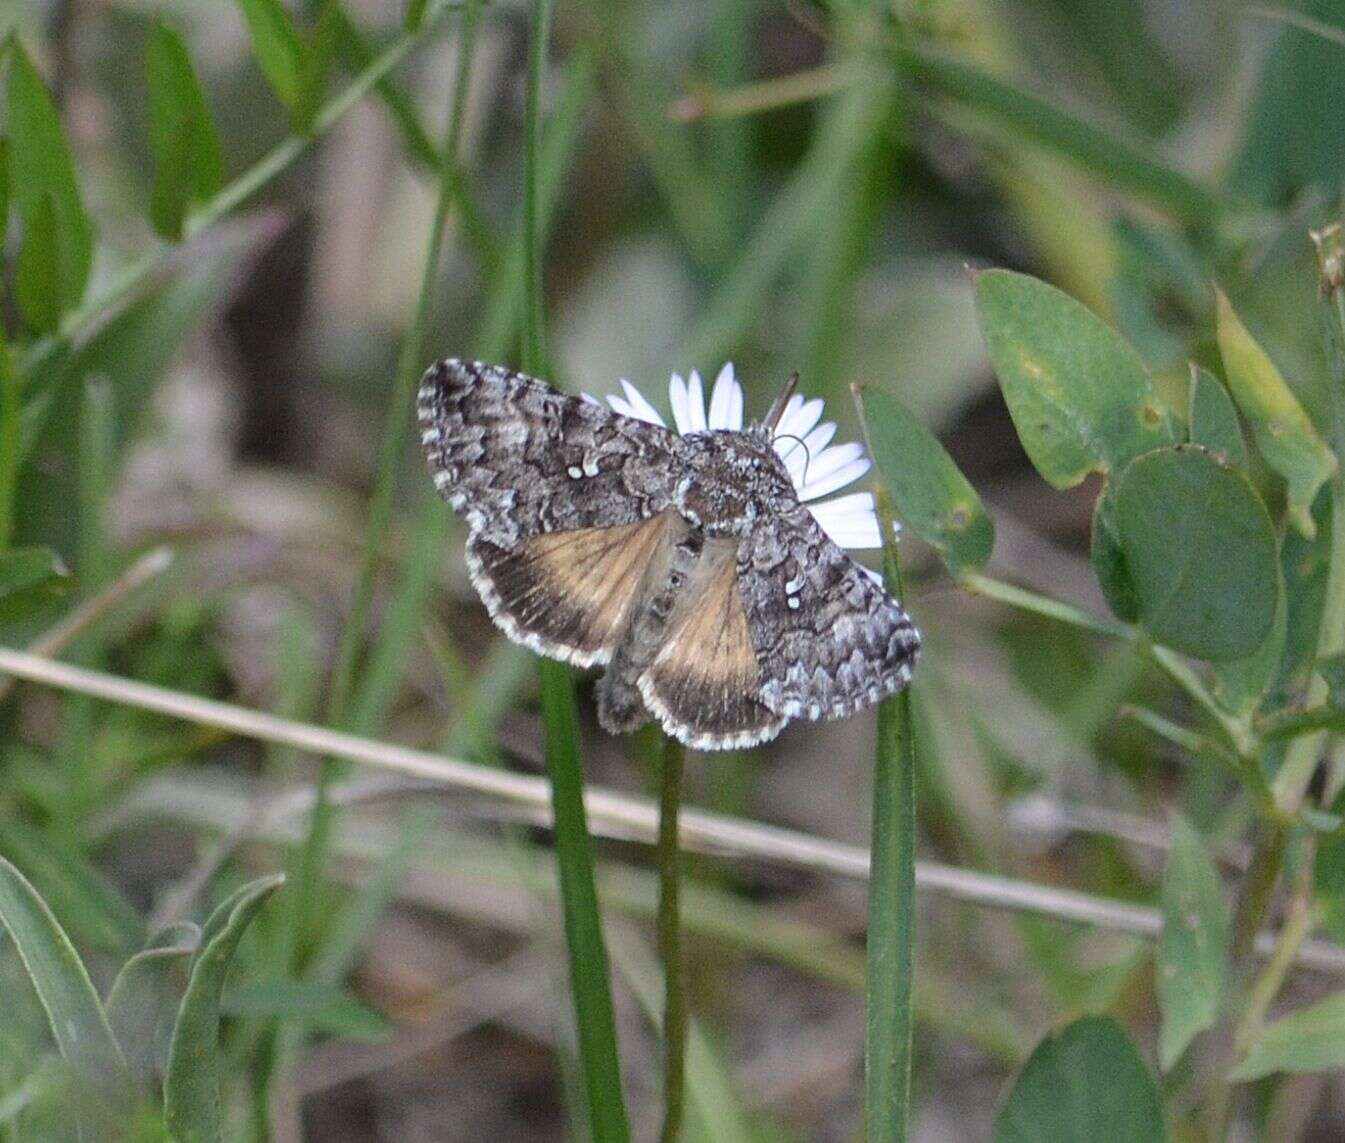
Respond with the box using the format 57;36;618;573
417;359;920;749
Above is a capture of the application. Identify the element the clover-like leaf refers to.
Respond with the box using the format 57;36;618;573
1115;446;1278;661
974;269;1176;489
994;1015;1164;1142
855;385;993;576
1215;289;1337;537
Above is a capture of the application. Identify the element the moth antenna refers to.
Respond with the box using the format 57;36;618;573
772;432;813;484
763;371;801;433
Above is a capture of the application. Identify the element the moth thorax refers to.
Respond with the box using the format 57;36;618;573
673;429;795;537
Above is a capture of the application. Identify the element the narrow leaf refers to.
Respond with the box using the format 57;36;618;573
1215;289;1337;536
222;980;389;1038
105;923;200;1088
0;856;132;1112
147;21;224;241
1233;991;1345;1080
856;386;994;577
1157;815;1228;1069
896;44;1222;223
974;269;1176;489
164;874;284;1142
0;546;70;623
293;0;340;135
1115;445;1278;661
994;1016;1164;1142
234;0;304;107
7;42;94;327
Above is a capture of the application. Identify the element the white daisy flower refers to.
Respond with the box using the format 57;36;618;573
589;363;889;558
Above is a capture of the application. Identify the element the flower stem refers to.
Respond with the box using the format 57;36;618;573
1274;224;1345;813
657;735;687;1142
866;490;917;1142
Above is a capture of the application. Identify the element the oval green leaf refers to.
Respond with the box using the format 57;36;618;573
993;1015;1164;1142
164;874;284;1142
1115;446;1278;661
1215;289;1337;537
1157;815;1228;1071
1232;991;1345;1081
974;269;1176;489
855;385;994;576
1212;565;1286;715
7;41;95;331
1188;365;1248;469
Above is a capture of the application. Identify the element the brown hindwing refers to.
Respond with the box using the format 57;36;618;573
639;541;786;749
467;512;674;668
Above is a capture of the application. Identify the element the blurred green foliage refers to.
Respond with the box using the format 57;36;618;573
1;0;1345;1138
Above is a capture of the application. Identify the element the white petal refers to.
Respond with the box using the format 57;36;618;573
801;455;872;500
607;395;637;418
808;493;882;549
725;365;743;429
707;363;743;430
685;370;707;431
581;392;603;406
668;374;693;435
800;441;864;484
776;396;824;441
617;379;666;427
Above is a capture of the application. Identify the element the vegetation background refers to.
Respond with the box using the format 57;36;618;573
4;0;1345;1139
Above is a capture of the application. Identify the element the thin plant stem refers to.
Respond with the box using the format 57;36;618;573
961;572;1256;756
866;490;917;1143
1201;823;1288;1135
1273;224;1345;813
1234;840;1319;1061
292;0;481;970
657;737;687;1143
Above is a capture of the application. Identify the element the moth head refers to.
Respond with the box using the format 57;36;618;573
673;430;796;537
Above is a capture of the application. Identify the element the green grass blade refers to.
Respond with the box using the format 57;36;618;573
0;328;19;549
865;493;917;1143
896;43;1222;222
521;0;629;1131
164;874;285;1142
538;661;632;1141
0;855;132;1118
291;0;483;973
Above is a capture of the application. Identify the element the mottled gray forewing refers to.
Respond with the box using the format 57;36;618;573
417;359;680;667
738;503;920;721
417;359;678;545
